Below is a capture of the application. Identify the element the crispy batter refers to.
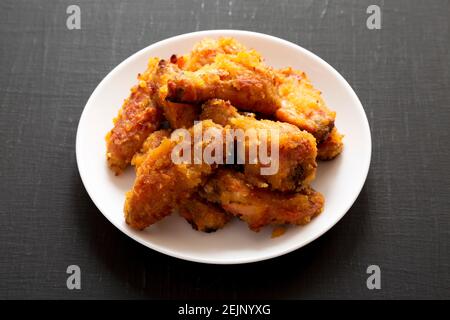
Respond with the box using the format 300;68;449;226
156;38;248;128
317;127;344;160
271;226;286;238
175;37;249;71
131;129;171;168
199;98;243;126
108;37;344;235
164;49;339;143
162;101;200;129
105;58;163;174
275;67;336;142
106;38;342;175
201;169;324;232
164;51;282;115
130;128;231;231
179;195;232;232
200;99;318;191
124;120;222;230
144;59;199;129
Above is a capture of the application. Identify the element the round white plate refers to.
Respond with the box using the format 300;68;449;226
76;30;371;264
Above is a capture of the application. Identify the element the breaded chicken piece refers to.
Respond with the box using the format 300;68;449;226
105;58;163;174
275;67;336;142
124;120;222;230
113;37;341;234
162;101;200;129
164;50;339;144
153;38;248;128
131;129;171;168
200;99;318;191
109;38;243;171
317;127;344;160
179;195;232;233
130;128;231;232
174;37;249;71
163;51;281;115
199;98;243;126
201;169;324;232
142;58;199;129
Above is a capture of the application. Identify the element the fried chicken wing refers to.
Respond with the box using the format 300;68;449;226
145;58;200;129
317;127;344;160
124;120;222;230
130;128;231;231
200;99;318;191
108;37;343;235
163;51;281;115
162;101;200;129
174;37;249;71
201;169;324;232
153;38;249;128
179;195;232;232
164;49;340;145
131;129;171;168
275;67;336;142
105;59;163;174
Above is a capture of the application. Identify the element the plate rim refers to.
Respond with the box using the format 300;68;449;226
76;29;372;264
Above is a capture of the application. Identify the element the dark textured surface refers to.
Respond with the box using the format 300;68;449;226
0;0;449;299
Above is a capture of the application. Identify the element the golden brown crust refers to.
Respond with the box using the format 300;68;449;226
105;58;164;175
200;99;318;191
317;127;344;160
179;195;232;232
164;51;282;115
106;37;343;235
199;98;243;125
201;169;324;232
149;59;201;129
153;38;248;129
175;37;249;71
275;67;336;142
162;101;200;129
105;88;162;175
124;120;222;230
131;129;171;168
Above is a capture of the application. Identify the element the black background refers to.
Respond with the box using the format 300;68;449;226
0;0;449;299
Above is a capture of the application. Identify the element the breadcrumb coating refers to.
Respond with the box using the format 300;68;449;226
164;51;281;115
200;99;318;191
179;195;232;233
105;37;344;234
275;67;336;142
124;120;222;230
201;169;324;232
317;127;344;160
105;59;163;174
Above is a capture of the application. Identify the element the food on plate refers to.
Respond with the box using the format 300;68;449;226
200;99;318;191
200;169;324;232
106;37;344;235
164;50;281;115
173;37;248;71
275;67;336;142
179;195;232;232
105;58;163;174
317;127;344;160
162;101;200;129
124;120;222;230
131;129;171;168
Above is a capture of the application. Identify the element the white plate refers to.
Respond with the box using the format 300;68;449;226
76;30;371;264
